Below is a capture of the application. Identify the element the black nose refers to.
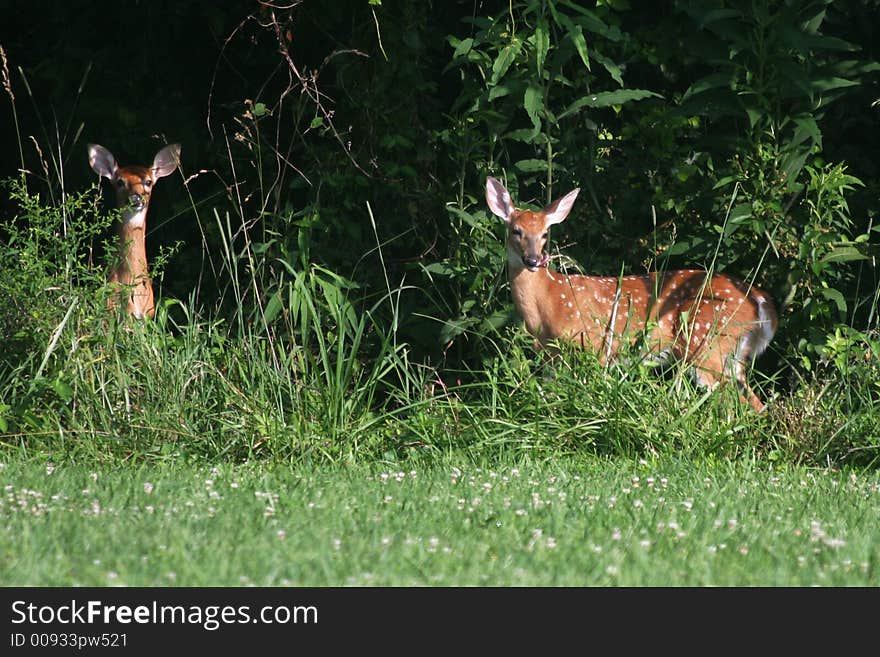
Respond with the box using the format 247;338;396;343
523;256;541;268
128;194;145;210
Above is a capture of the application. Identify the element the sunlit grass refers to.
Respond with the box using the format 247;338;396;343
1;99;878;591
2;457;878;586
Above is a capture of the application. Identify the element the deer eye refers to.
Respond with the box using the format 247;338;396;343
143;179;152;189
512;227;523;237
542;232;549;240
115;179;126;188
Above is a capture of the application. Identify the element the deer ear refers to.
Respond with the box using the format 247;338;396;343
543;188;580;226
486;177;514;222
88;144;118;180
152;144;181;179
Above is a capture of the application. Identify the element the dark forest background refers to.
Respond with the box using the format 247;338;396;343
1;0;879;434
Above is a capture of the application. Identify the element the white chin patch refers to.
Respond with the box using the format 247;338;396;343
126;208;148;229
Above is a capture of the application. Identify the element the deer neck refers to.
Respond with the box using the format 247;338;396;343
108;205;154;319
507;257;558;340
111;206;149;284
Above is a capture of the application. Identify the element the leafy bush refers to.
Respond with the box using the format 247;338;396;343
0;180;112;436
1;1;878;468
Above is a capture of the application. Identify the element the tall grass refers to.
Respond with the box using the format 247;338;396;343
1;159;878;468
0;53;878;470
3;456;879;586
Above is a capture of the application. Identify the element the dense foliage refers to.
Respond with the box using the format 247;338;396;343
0;1;878;466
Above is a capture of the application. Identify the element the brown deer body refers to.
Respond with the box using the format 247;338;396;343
88;143;180;319
486;176;778;412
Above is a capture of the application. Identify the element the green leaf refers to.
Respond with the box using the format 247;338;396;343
819;287;847;314
558;1;621;40
809;76;860;94
452;37;473;59
551;11;590;71
780;25;855;54
728;203;752;222
691;8;742;29
665;236;707;256
675;87;741;119
309;116;324;129
802;8;826;34
524;86;543;132
447;205;489;230
481;308;511;332
488;84;513;101
53;379;73;402
781;152;810;189
569;24;591;71
264;291;283;325
792;115;821;146
713;175;740;190
559;89;661;119
819;59;880;79
422;261;458;276
744;106;764;129
440;317;479;343
591;49;623;86
682;72;733;101
534;18;549;73
491;41;521;84
514;159;549;172
820;245;868;264
505;128;544;143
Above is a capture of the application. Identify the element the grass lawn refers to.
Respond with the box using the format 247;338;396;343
3;455;878;586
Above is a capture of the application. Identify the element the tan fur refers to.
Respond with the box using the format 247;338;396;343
88;143;180;319
486;177;778;411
